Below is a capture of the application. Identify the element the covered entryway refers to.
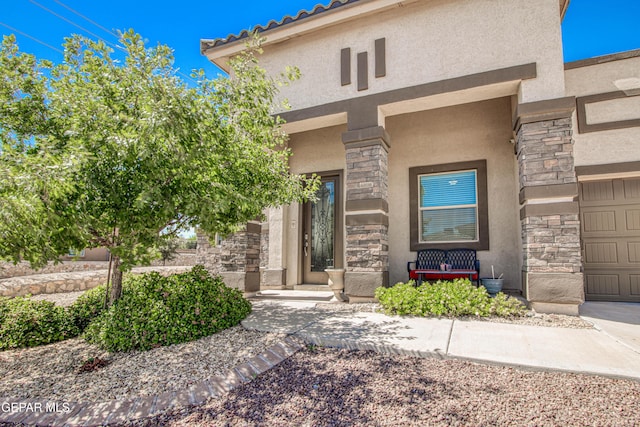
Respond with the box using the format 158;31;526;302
302;173;343;285
580;178;640;302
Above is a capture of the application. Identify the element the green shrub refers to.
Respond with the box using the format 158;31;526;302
67;285;109;331
375;279;526;318
0;296;78;350
83;265;252;352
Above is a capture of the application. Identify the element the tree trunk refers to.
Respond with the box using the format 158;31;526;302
109;256;124;304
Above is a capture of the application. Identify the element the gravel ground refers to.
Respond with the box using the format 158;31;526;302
0;326;284;402
123;346;640;427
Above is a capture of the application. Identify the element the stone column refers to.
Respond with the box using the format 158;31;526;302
195;221;261;294
195;232;221;274
515;97;584;315
342;126;390;302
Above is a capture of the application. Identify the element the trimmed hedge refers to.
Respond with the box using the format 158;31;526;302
0;296;78;350
375;279;526;317
83;265;252;352
67;285;109;332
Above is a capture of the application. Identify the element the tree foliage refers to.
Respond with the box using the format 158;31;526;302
0;31;317;301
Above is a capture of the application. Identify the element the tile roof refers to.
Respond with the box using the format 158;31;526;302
202;0;570;53
201;0;362;52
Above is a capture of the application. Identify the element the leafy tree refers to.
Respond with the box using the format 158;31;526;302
158;238;179;266
0;31;317;303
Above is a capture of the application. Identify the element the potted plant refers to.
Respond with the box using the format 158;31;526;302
480;266;503;296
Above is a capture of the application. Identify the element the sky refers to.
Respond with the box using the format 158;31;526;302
2;0;640;82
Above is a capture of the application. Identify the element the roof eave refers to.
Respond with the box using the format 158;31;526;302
560;0;570;20
202;0;573;71
201;0;420;71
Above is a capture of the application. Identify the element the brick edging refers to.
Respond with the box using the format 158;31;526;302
0;337;304;427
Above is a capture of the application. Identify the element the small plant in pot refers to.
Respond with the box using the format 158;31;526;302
481;265;504;296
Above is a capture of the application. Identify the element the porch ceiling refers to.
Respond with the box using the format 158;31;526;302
378;80;521;123
281;112;347;135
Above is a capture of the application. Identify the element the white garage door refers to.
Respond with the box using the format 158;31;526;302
580;178;640;302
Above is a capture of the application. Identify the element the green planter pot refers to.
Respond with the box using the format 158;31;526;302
481;278;504;296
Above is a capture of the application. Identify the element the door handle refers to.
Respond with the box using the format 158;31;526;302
304;233;309;257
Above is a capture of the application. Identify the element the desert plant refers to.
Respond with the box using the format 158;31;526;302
83;265;252;352
375;279;526;318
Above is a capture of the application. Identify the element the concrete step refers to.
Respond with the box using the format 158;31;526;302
251;289;334;302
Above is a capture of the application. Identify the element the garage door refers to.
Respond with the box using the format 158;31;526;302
580;178;640;302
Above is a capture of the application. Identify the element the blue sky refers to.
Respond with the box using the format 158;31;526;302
2;0;640;79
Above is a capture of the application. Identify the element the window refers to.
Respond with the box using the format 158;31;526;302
419;170;478;243
410;160;489;251
68;248;86;257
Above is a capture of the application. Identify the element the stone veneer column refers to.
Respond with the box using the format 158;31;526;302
342;126;390;302
516;97;584;315
195;221;261;294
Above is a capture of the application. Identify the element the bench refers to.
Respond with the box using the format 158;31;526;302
407;248;480;286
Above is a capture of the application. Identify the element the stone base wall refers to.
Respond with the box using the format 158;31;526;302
521;214;581;274
345;224;389;272
195;224;261;292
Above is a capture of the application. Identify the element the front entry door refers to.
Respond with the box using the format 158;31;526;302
303;175;342;284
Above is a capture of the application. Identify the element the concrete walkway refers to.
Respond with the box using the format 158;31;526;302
242;298;640;381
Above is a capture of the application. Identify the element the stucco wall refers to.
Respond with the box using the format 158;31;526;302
386;97;521;289
257;0;564;113
565;56;640;168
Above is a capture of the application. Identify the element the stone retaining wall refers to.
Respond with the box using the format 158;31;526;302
0;266;192;298
1;251;196;279
0;261;110;279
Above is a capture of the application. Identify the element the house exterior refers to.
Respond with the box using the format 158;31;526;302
198;0;640;314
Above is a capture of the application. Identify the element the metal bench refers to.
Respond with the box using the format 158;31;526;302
407;248;480;286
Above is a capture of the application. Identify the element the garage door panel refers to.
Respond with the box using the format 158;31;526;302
583;211;616;232
581;181;614;202
623;178;640;199
584;242;618;263
586;274;620;295
629;243;640;263
626;210;640;230
580;178;640;302
631;276;640;296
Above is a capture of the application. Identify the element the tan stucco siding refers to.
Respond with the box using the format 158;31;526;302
386;98;521;288
565;56;640;96
258;0;564;113
287;125;347;175
565;57;640;168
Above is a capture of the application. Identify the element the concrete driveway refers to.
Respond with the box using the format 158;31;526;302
580;301;640;354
